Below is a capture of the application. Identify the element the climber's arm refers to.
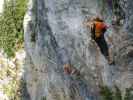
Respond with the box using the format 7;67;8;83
104;24;114;45
90;23;95;40
107;35;113;45
83;21;94;28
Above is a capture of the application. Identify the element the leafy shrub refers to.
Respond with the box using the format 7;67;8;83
0;0;27;57
100;85;133;100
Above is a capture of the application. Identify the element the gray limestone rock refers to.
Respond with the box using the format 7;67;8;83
23;0;133;100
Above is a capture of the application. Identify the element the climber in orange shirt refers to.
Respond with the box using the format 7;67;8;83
84;16;114;65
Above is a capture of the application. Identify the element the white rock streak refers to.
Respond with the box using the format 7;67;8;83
0;0;4;13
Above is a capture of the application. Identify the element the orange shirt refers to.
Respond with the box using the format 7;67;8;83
94;21;107;38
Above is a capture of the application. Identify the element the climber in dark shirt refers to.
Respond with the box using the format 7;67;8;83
84;16;114;65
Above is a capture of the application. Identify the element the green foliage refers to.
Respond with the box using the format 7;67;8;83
2;80;17;99
41;96;47;100
0;0;27;57
124;88;133;100
0;49;28;100
113;86;122;100
0;0;27;99
100;85;113;100
100;85;133;100
2;78;28;100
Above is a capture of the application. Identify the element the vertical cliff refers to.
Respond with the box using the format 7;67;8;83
23;0;133;100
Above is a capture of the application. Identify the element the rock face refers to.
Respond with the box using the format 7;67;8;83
23;0;133;100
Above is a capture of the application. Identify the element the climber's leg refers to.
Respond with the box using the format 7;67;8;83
99;37;109;57
95;37;114;65
95;37;108;57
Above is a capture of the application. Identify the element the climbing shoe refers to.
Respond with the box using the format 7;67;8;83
108;60;115;65
107;56;115;65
